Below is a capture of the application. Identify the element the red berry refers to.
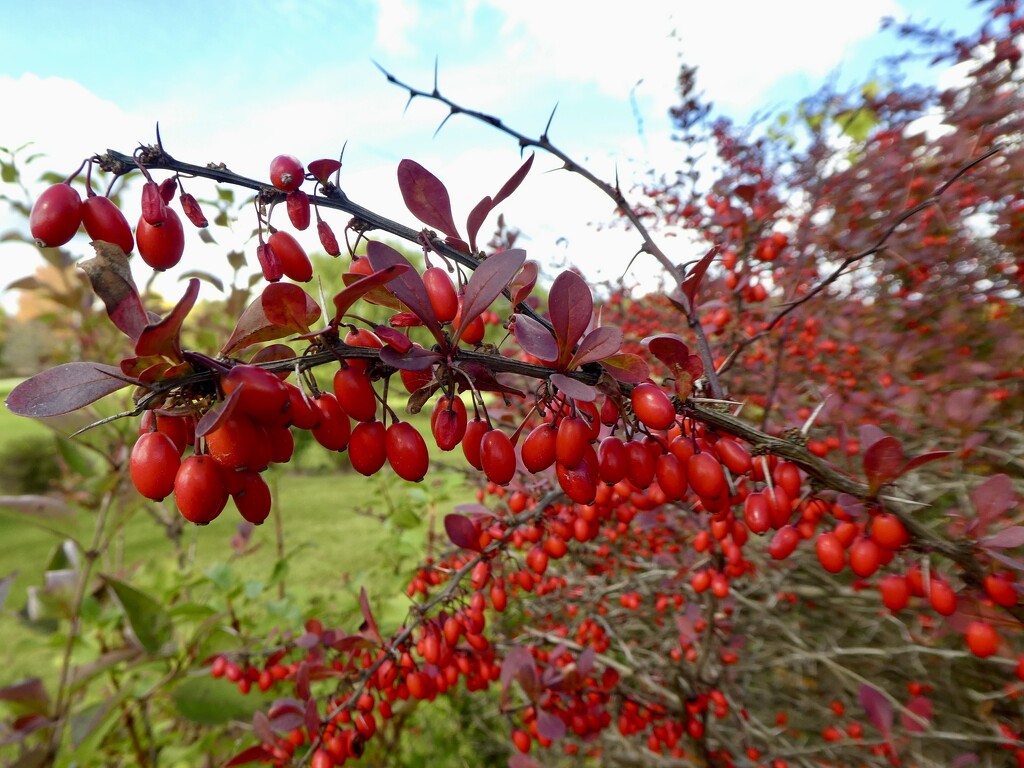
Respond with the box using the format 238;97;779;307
286;189;311;230
386;422;429;482
556;416;590;469
350;420;388;476
556;444;599;504
521;423;557;473
423;266;459;323
222;364;291;421
130;432;181;501
655;452;688;500
137;208;185;270
462;419;489;470
870;513;910;550
311;393;351;451
81;195;134;253
454;302;485;344
688;452;726;500
333;366;377;423
744;492;772;535
716;436;752;475
928;579;957;616
631;382;676;430
964;620;999;658
431;395;467;452
30;183;82;247
598;436;628;485
174;455;228;524
848;537;882;578
480;430;516;485
270;154;304;192
768;525;800;560
878;574;910;611
268;230;312;282
815;532;846;574
232;471;272;525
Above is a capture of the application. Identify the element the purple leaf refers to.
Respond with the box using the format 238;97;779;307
509;261;538;307
0;678;50;714
366;241;444;344
508;755;541;768
951;755;980;768
444;514;481;552
548;271;593;366
679;245;719;308
397;159;460;238
304;696;319;741
513;313;558;362
972;474;1016;528
500;646;538;707
858;423;889;451
466;195;493;254
252;711;275;746
536;710;566;742
379;345;441;371
454;249;526;346
135;278;200;360
79;241;150;341
570;326;624;369
576;646;595;677
901;695;933;733
599;353;650;383
331;264;410;325
549;373;597;402
359;586;383;645
451;360;525;399
863;436;905;493
982;526;1024;549
858;683;893;739
225;746;270;766
6;363;129;418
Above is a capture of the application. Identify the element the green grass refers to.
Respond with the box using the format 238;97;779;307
0;380;478;687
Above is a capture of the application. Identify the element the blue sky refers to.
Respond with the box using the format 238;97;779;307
0;0;989;311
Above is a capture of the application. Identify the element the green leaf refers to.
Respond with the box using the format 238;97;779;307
1;161;16;183
56;437;94;477
172;675;265;725
205;562;235;592
839;107;878;142
391;505;421;530
104;576;173;654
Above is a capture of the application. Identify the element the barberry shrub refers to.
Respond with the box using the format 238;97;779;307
2;2;1024;766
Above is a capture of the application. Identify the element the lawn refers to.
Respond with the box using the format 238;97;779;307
0;378;477;687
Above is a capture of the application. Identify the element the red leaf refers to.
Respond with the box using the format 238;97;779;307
222;285;320;355
262;283;321;335
249;344;295;366
307;158;341;184
679;246;719;308
78;241;151;341
135;278;200;361
644;334;691;368
901;695;933;733
366;241;444;344
548;271;593;367
972;474;1016;528
5;363;129;418
570;326;624;369
599;353;650;383
359;587;383;645
331;264;410;325
444;514;481;552
982;526;1024;549
549;373;597;402
900;450;953;476
454;249;526;346
513;314;558;362
374;325;413;354
492;153;535;208
466;196;493;253
304;696;319;741
194;386;242;438
0;678;49;714
858;683;893;740
397;159;460;238
224;746;270;766
509;261;538;307
863;436;905;493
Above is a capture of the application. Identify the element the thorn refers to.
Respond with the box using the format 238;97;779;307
800;397;830;435
403;93;416;116
542;103;558;141
433;111;455;139
433;56;439;96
